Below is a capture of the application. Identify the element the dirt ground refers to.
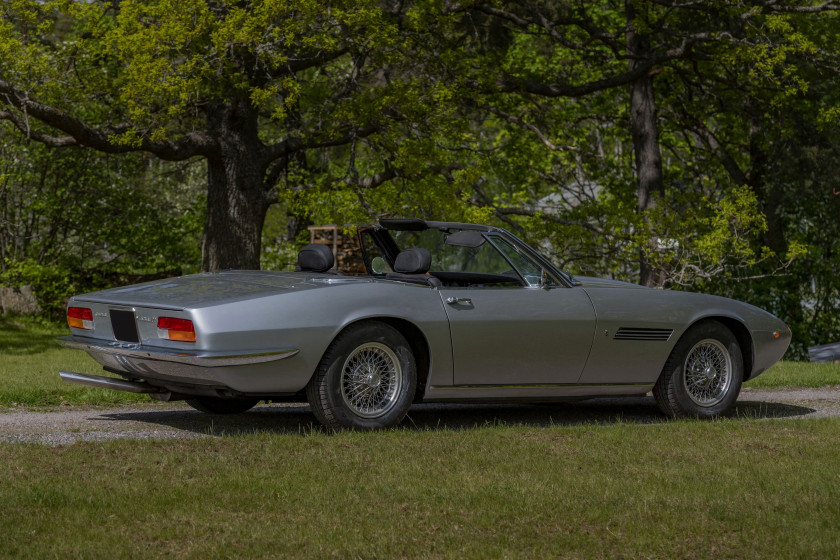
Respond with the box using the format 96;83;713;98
1;387;838;445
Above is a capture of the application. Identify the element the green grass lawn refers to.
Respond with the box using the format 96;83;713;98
1;418;838;558
0;317;146;407
744;360;840;388
1;315;839;408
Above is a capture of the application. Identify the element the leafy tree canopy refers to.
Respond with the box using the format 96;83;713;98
1;1;839;356
0;0;448;270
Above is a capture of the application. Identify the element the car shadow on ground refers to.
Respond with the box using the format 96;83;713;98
100;396;817;437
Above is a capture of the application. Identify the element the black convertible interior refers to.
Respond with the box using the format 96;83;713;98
298;243;521;287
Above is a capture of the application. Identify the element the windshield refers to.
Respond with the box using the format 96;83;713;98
388;228;551;287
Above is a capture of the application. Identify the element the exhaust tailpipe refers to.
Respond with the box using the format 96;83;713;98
59;370;160;394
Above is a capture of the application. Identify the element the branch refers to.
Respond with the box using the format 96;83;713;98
666;252;796;287
750;1;840;16
477;104;583;153
344;161;467;191
263;123;379;163
467;182;526;233
0;109;79;147
308;124;379;150
0;80;216;160
684;119;749;187
472;4;588;30
344;162;398;189
498;58;654;97
648;0;840;15
494;205;604;233
497;34;710;98
470;182;603;234
282;48;350;74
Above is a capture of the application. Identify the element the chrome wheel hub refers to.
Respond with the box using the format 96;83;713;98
362;368;381;388
340;342;402;418
683;338;732;407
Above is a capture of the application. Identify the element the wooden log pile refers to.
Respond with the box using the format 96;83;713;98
307;225;367;274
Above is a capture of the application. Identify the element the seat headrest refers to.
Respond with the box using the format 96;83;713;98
298;244;334;273
394;248;431;274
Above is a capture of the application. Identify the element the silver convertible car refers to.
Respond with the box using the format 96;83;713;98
59;218;791;430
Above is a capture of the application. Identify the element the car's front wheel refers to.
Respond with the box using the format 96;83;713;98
185;396;260;414
306;321;416;431
653;320;744;418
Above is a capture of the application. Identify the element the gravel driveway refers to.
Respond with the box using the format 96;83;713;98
2;387;839;445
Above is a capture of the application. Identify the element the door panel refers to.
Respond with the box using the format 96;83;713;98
440;287;596;385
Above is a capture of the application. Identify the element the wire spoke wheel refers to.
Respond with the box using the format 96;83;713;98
340;342;402;418
683;338;732;407
307;321;416;430
653;321;743;418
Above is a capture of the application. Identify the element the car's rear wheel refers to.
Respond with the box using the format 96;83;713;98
653;320;744;418
185;396;260;414
306;321;416;431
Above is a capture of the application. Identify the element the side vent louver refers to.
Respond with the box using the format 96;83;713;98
613;327;674;342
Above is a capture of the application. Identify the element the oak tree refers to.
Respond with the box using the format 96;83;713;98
0;0;408;270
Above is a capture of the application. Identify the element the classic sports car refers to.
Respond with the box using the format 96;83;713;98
59;218;791;430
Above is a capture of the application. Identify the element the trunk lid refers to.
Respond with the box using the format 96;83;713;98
71;271;322;310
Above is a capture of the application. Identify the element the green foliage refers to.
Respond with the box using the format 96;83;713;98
639;186;793;287
0;125;203;316
0;260;77;318
260;242;298;272
694;187;768;264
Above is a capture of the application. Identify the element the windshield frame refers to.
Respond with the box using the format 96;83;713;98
360;222;576;288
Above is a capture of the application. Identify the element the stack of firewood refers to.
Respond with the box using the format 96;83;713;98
307;225;366;274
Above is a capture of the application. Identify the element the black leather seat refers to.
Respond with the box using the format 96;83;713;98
297;243;336;273
386;248;441;287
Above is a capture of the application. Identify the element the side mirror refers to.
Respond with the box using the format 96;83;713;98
370;256;389;275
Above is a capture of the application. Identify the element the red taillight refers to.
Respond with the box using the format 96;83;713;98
157;317;196;342
67;307;94;330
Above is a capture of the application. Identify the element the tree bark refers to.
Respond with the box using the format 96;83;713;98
746;115;786;255
202;156;269;271
200;99;271;271
626;0;666;287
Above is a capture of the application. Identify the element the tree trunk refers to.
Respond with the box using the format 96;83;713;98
746;115;785;255
200;99;270;271
626;0;666;287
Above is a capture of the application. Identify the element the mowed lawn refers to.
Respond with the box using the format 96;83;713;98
1;420;839;558
0;317;147;407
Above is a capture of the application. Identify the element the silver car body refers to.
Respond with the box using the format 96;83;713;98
59;221;791;403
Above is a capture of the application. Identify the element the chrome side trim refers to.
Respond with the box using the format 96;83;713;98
59;371;161;394
57;335;299;368
432;382;652;389
424;382;653;400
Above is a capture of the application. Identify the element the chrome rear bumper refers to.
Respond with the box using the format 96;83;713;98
56;335;299;367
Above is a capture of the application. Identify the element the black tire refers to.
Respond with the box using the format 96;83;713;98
306;321;416;431
185;396;260;415
653;320;744;418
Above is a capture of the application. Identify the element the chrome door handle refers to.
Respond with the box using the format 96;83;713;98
446;297;472;305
